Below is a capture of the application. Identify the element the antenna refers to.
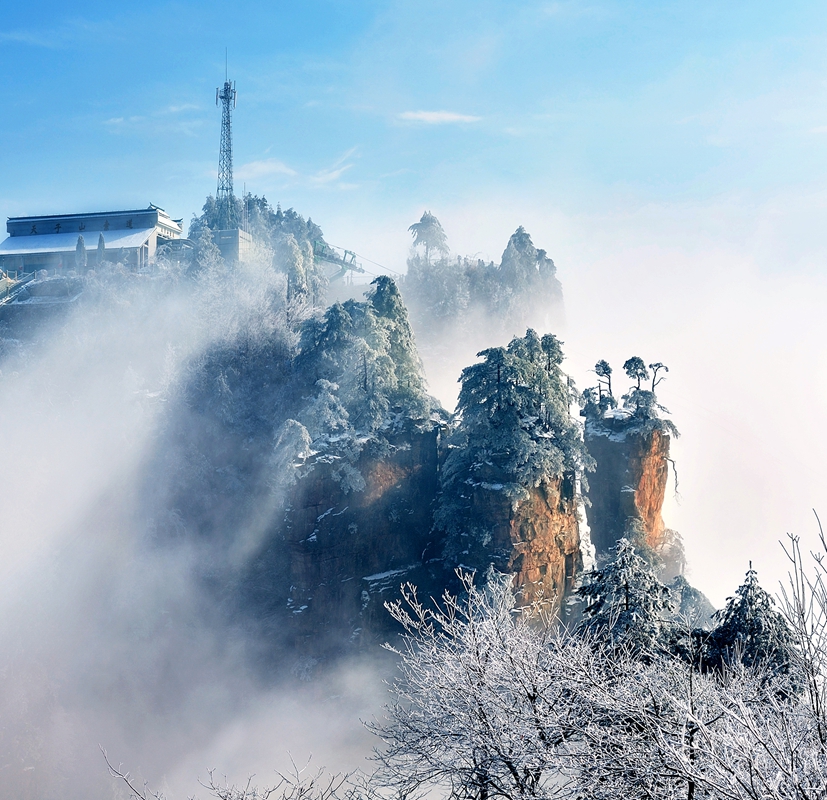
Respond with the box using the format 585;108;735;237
215;55;238;230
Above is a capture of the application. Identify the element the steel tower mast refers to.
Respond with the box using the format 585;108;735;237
215;55;238;230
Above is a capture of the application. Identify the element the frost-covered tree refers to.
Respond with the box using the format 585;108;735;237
467;227;563;326
577;537;673;658
408;211;448;264
96;233;106;266
105;527;827;800
75;235;87;270
298;379;350;446
594;359;613;399
437;330;591;568
649;361;669;392
267;419;313;494
404;254;471;324
497;227;548;292
448;329;586;491
296;278;430;437
276;232;325;304
401;223;563;355
582;355;678;436
622;356;649;389
370;570;578;800
191;224;223;272
189;195;329;305
365;276;427;413
704;565;794;678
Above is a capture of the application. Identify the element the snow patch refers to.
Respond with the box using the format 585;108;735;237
362;566;413;583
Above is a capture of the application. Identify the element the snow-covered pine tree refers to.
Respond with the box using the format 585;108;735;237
445;329;586;496
407;211;448;264
296;278;429;437
366;275;428;418
704;564;794;678
488;227;562;319
577;537;673;658
75;234;87;270
437;329;591;568
298;379;351;447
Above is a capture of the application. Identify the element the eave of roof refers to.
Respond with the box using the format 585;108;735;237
0;228;155;255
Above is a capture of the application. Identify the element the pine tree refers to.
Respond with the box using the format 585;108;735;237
408;211;448;264
447;329;587;492
705;564;794;678
577;537;673;658
367;275;427;414
297;379;351;446
594;359;613;399
438;330;591;567
498;226;538;290
623;357;649;389
296;281;429;436
96;233;106;266
74;235;87;270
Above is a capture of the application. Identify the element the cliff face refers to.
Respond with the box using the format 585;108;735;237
243;430;587;653
243;425;443;655
584;421;672;558
467;477;581;618
227;410;681;656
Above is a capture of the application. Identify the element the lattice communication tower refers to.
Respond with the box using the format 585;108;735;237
216;67;238;230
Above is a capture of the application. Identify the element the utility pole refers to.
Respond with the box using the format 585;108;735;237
215;50;238;230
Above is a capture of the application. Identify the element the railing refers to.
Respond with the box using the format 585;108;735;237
0;271;36;304
312;240;367;282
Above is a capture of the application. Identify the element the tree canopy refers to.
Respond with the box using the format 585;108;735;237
402;222;563;343
408;211;449;263
703;565;794;677
582;355;678;437
577;537;673;658
437;329;591;568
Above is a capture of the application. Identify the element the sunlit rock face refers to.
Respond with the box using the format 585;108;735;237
243;429;586;654
584;422;682;576
467;477;582;619
242;425;443;656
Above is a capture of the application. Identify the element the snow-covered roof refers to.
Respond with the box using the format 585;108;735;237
0;228;154;255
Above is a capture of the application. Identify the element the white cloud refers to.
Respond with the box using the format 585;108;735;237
235;149;357;190
165;103;200;114
236;159;297;180
311;164;353;184
397;110;481;124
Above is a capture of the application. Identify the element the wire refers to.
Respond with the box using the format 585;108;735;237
355;253;405;277
325;242;405;277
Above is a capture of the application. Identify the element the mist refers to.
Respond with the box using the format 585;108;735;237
0;260;386;798
2;182;825;797
347;186;827;609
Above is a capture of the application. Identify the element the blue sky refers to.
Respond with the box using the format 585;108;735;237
3;0;827;251
4;1;827;600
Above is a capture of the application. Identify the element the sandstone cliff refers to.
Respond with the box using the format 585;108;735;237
466;477;582;618
242;424;443;655
242;432;588;653
585;418;682;575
